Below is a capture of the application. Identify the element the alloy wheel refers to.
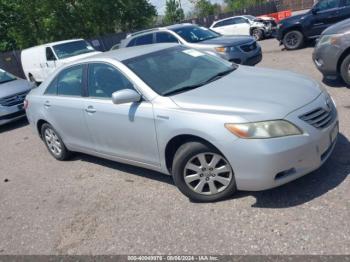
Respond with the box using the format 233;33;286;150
44;128;62;157
183;152;233;195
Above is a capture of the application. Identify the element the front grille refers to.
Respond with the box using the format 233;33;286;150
240;42;257;52
299;103;336;129
0;91;28;107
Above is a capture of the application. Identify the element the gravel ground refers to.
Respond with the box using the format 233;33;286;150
0;39;349;255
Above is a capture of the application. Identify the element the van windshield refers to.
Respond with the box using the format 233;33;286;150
53;40;95;59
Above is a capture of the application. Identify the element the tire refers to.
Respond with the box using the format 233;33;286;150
172;141;236;202
252;28;264;41
41;123;71;161
340;54;350;86
283;30;304;50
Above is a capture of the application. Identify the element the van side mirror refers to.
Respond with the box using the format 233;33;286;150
112;89;141;105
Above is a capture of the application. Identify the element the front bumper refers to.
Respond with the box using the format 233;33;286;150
217;93;338;191
313;44;342;77
0;104;26;125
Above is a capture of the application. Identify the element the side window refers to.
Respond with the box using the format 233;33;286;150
57;65;83;97
44;77;58;95
155;32;178;43
235;17;248;24
127;38;137;47
88;63;134;99
133;34;154;46
46;47;56;61
316;0;340;10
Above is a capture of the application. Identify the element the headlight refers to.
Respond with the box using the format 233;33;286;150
317;34;342;46
225;120;302;139
215;46;236;53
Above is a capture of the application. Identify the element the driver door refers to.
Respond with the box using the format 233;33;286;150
309;0;342;37
83;63;160;166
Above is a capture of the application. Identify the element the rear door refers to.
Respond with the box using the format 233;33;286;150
42;64;93;151
309;0;342;37
211;18;239;35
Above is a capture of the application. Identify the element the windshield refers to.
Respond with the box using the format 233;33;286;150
0;69;16;84
123;46;235;96
53;40;95;59
171;25;220;43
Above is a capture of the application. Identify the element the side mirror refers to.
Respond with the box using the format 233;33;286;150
112;89;141;105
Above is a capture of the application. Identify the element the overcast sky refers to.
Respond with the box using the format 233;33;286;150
150;0;224;15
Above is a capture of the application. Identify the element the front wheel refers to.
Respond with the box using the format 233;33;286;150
283;30;304;50
172;141;236;202
252;28;264;41
340;54;350;87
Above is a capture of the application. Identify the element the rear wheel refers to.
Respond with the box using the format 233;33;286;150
283;30;304;50
340;54;350;86
41;123;71;161
172;141;236;202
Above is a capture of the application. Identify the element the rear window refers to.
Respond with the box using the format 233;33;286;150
128;34;153;47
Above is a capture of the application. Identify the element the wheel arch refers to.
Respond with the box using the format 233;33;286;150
164;134;223;173
337;47;350;74
36;119;49;138
281;25;304;38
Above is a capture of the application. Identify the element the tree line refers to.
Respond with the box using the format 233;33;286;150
0;0;266;52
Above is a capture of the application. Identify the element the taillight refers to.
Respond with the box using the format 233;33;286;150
23;99;29;110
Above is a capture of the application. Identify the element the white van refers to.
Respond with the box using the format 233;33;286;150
21;39;101;83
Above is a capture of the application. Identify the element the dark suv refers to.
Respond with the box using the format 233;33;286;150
277;0;350;50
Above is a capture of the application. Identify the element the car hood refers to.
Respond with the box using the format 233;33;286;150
322;18;350;35
0;79;32;98
280;13;307;24
169;66;322;122
198;36;255;47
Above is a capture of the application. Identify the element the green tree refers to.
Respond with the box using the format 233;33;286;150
0;0;157;52
191;0;222;18
224;0;264;11
164;0;185;25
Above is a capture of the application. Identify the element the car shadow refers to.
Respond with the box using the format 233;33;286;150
237;133;350;208
72;133;349;208
322;77;349;89
75;153;174;185
0;117;28;134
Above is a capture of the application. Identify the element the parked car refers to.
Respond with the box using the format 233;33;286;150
210;15;267;40
255;15;278;36
21;39;101;84
276;0;350;50
25;44;338;202
120;24;262;66
313;18;350;85
0;69;32;125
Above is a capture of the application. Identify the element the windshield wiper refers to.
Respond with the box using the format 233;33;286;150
163;67;236;96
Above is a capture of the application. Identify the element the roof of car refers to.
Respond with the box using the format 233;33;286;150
83;43;180;62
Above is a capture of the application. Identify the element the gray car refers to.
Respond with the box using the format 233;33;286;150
313;18;350;85
25;44;338;202
120;24;262;66
0;69;32;125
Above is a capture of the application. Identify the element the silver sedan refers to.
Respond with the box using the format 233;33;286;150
25;44;338;202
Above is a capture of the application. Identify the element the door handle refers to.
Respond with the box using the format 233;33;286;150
85;106;96;113
44;101;51;108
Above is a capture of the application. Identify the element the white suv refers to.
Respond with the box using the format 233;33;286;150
210;16;266;40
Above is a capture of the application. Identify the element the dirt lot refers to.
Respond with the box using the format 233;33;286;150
0;39;349;255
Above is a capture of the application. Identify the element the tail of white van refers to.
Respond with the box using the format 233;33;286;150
21;39;100;83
